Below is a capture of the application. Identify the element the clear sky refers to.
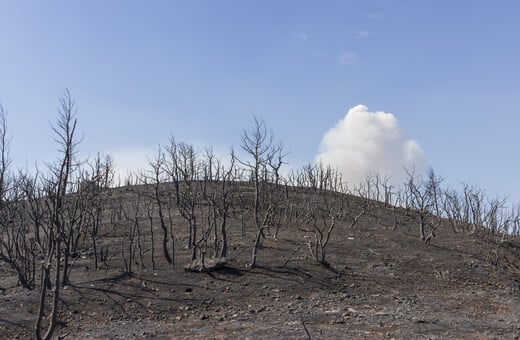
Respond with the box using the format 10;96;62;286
1;1;519;199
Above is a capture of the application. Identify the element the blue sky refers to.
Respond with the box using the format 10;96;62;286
1;1;520;199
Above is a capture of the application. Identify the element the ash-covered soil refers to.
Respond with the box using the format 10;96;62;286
1;187;520;339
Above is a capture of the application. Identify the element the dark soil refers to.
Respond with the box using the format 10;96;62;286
1;186;519;339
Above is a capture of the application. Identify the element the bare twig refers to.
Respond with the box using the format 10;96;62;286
301;316;312;339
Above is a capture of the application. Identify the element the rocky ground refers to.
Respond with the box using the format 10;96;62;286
1;194;520;339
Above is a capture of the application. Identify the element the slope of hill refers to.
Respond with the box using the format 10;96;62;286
1;183;519;339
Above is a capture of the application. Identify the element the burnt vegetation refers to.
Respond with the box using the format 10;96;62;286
1;93;519;338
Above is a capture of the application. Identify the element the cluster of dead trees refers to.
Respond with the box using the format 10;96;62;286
1;92;519;338
0;93;115;339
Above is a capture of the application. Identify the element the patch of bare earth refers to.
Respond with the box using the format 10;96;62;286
1;193;520;339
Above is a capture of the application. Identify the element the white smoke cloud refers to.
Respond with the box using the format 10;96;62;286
316;105;426;186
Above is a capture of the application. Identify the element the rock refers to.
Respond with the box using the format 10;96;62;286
184;257;228;272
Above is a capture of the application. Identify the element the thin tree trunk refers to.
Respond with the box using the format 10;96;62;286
43;239;61;340
220;215;228;258
248;227;263;269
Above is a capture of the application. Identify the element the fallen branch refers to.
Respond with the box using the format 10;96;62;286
282;244;303;267
301;316;312;339
368;248;381;256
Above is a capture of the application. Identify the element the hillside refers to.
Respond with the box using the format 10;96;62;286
1;182;519;339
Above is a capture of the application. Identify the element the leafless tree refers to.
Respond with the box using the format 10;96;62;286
83;154;114;270
235;117;284;269
293;166;358;265
368;172;404;230
388;188;404;230
444;185;470;235
0;174;39;290
506;204;520;237
163;136;180;204
444;180;520;263
120;192;145;274
203;153;236;258
0;105;38;289
144;198;157;269
34;89;79;340
443;183;496;237
164;138;204;261
298;189;345;265
268;144;288;185
147;146;174;266
60;173;89;286
0;103;10;201
405;167;444;243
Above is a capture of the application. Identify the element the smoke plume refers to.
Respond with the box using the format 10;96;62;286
316;105;426;187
